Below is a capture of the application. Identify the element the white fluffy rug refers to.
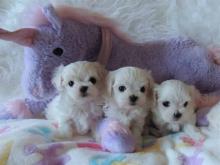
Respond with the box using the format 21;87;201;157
0;0;220;103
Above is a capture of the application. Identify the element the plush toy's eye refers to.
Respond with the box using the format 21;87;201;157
119;86;126;92
53;47;63;56
140;86;145;93
89;77;96;84
68;81;74;87
162;101;170;107
183;101;188;107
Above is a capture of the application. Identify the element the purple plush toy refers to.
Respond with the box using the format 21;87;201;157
0;4;220;152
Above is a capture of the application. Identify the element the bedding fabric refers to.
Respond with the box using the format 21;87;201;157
0;119;219;165
1;0;220;164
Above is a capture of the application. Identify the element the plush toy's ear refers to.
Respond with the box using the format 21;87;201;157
52;65;65;91
43;5;62;34
0;28;37;46
106;71;115;97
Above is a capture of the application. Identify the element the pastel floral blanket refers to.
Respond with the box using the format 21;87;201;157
0;119;219;165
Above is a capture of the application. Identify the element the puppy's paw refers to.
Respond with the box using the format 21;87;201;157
56;123;74;139
183;124;205;140
77;127;89;135
76;122;89;135
168;124;180;133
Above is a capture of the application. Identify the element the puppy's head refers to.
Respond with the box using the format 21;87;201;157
52;61;107;102
107;67;154;109
154;80;199;123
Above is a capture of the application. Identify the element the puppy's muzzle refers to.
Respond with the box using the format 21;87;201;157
173;112;182;120
129;95;138;105
80;86;88;97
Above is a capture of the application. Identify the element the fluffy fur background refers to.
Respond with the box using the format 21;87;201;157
0;0;219;103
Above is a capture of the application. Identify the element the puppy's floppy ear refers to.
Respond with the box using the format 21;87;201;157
150;84;160;109
52;65;65;91
153;84;160;101
93;62;108;94
93;62;108;81
188;85;201;106
106;71;115;97
146;71;155;100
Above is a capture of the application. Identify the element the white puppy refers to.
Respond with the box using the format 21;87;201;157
46;61;107;138
151;80;201;137
104;67;154;147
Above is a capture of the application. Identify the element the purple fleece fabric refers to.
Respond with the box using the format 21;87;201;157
0;5;219;119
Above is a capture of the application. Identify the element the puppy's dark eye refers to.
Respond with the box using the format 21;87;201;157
183;101;188;107
162;101;170;107
89;77;96;84
140;86;145;93
53;47;63;56
118;86;126;92
68;81;74;87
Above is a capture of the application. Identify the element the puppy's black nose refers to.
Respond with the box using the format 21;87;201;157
80;86;88;93
173;112;182;119
129;95;138;103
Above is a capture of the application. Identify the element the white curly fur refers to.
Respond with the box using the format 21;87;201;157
151;80;200;137
104;67;154;146
45;61;106;138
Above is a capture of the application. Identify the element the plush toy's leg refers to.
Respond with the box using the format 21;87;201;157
0;99;32;119
189;46;220;125
197;91;220;109
208;46;220;65
97;119;135;153
0;98;50;119
24;98;50;115
197;90;220;126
